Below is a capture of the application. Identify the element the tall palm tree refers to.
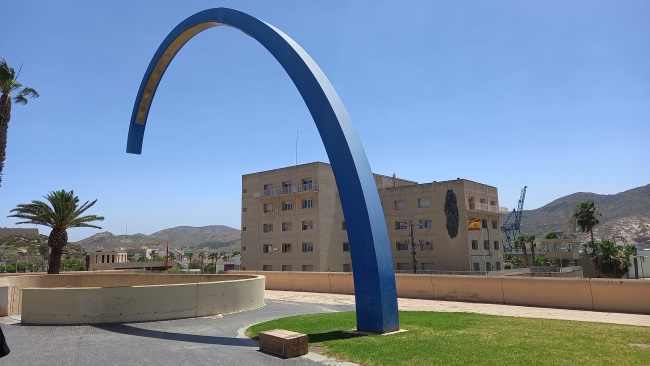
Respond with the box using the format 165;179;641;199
574;200;601;244
526;235;536;262
8;190;104;274
0;59;39;187
514;235;529;267
208;252;218;273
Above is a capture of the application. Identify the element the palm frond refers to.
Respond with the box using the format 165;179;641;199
9;189;103;231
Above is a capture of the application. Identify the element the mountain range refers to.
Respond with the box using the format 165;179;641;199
519;184;650;245
75;225;241;252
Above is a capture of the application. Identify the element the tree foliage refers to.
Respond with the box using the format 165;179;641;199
574;200;601;244
503;253;523;266
544;231;558;239
582;240;630;278
444;190;459;238
8;189;104;274
0;59;39;187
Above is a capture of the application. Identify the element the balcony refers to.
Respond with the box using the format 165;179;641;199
254;183;319;198
466;202;509;214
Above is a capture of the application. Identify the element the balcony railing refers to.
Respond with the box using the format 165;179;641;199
466;202;509;214
254;183;319;198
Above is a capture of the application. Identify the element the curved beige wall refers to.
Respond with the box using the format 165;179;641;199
0;273;264;324
236;271;650;315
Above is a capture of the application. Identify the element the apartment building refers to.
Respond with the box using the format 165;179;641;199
241;162;505;272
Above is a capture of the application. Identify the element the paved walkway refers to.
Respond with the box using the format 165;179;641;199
1;291;649;365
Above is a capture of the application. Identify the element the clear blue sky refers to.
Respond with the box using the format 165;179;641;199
2;0;648;241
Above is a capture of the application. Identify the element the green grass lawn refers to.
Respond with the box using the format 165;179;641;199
246;311;650;366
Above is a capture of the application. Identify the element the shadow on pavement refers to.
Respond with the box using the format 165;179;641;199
93;324;257;347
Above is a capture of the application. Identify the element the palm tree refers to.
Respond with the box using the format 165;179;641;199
186;252;194;263
8;190;104;274
168;252;176;261
208;252;218;273
150;250;157;260
583;240;630;278
526;235;536;262
574;200;601;244
0;59;39;187
514;235;529;267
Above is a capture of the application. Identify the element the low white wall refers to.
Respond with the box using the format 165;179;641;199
7;274;264;324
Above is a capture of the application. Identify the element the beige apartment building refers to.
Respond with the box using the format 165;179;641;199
241;162;505;272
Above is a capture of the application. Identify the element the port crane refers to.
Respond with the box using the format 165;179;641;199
501;186;527;251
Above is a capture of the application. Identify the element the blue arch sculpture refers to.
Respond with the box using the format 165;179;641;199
126;8;399;333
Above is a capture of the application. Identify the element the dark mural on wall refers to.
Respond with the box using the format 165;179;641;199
445;189;459;238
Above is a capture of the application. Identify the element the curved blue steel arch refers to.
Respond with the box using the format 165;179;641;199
126;8;398;333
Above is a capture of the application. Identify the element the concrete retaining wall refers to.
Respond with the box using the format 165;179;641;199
0;273;265;324
236;271;650;315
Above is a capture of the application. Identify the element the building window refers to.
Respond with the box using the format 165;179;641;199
342;242;350;252
263;244;273;253
421;263;435;271
482;219;488;228
264;183;273;190
242;207;247;212
302;178;313;187
490;200;496;206
282;222;292;231
471;240;478;250
242;227;247;232
282;181;293;194
419;219;432;229
302;242;314;252
302;220;313;230
396;263;410;271
263;203;273;212
420;241;432;251
480;198;486;204
263;265;273;271
486;262;492;271
282;265;292;271
342;221;346;230
395;221;408;230
418;198;431;208
492;220;498;229
495;262;502;270
396;242;408;251
473;262;480;271
243;188;247;193
282;243;292;253
242;247;246;251
303;199;313;209
483;240;490;250
302;265;314;272
263;223;273;233
394;200;406;210
343;263;352;272
494;241;500;250
282;201;293;211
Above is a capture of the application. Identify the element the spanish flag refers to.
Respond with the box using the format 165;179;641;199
468;219;481;231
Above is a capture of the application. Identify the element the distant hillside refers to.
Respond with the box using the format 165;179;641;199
520;184;650;244
75;225;241;252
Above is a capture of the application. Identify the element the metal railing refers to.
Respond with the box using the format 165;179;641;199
466;202;509;214
253;183;319;198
